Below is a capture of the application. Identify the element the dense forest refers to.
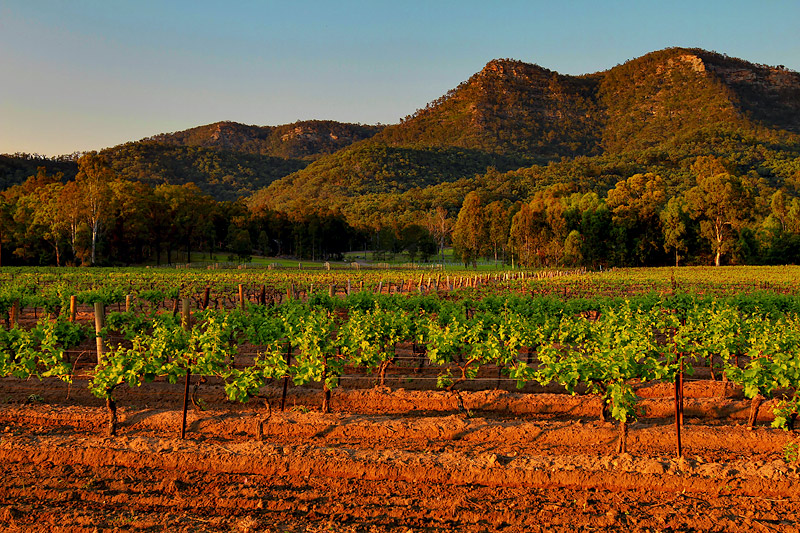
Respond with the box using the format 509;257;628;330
3;47;800;267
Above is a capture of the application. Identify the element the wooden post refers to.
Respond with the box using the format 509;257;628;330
125;294;132;313
347;279;351;295
94;302;105;364
239;284;245;310
69;295;77;323
9;300;19;327
281;343;292;411
202;286;210;310
259;285;266;305
181;298;191;440
674;356;685;457
328;284;335;298
678;359;685;426
181;298;191;330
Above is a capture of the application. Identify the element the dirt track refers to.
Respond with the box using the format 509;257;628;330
1;379;799;532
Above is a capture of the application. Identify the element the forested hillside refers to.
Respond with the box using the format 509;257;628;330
0;154;79;190
250;48;800;225
376;59;602;158
98;142;307;201
0;120;381;199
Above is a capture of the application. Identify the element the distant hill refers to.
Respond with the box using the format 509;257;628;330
97;142;307;201
0;154;78;190
0;120;382;199
143;120;383;160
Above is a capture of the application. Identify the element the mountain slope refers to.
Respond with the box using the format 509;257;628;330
251;47;800;225
99;142;307;201
250;142;526;215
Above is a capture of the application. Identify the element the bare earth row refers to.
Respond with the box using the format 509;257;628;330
1;382;799;532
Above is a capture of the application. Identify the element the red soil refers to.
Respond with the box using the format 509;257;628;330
1;375;799;532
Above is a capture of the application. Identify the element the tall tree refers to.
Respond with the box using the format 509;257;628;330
452;192;486;268
107;179;157;264
424;206;453;265
30;183;69;266
75;153;114;265
484;200;511;265
685;158;754;266
606;173;667;266
508;204;535;265
58;180;86;263
155;183;215;264
660;196;690;267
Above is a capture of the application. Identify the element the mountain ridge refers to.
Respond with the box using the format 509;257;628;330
248;47;800;221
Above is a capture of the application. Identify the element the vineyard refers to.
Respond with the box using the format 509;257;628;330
2;266;800;531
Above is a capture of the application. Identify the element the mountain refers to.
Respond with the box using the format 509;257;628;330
98;142;307;201
250;47;800;224
597;48;800;153
376;59;602;159
4;48;800;211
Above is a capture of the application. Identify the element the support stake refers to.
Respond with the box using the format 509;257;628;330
180;298;191;440
94;302;105;364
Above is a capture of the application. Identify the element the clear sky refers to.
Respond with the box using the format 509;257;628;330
2;0;799;156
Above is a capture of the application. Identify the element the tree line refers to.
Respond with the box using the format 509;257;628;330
451;156;800;268
0;153;363;267
3;153;800;269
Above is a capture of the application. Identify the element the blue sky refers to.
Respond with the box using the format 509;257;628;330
2;0;799;156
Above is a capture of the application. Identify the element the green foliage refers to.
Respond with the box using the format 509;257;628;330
77;287;125;306
0;318;81;383
784;442;799;464
724;315;800;429
533;302;671;423
7;271;800;432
